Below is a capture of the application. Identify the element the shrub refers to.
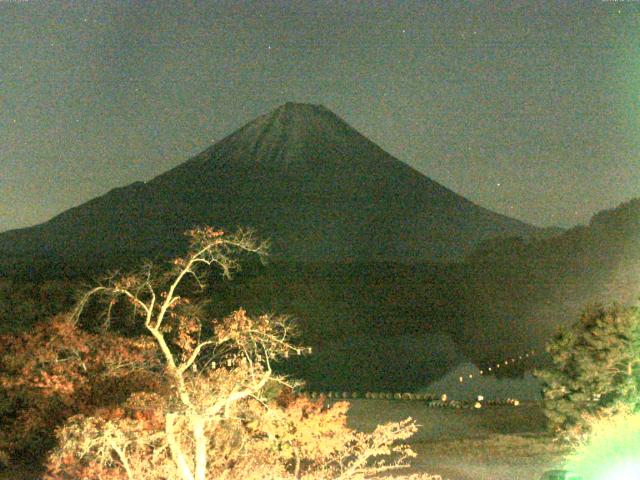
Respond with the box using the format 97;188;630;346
0;315;160;465
536;303;640;433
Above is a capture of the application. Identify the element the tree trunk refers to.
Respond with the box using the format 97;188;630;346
193;415;208;480
166;413;195;480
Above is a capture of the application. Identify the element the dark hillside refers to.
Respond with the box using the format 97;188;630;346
207;199;640;390
1;200;637;390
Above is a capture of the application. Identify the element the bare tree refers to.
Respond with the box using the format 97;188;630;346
47;227;439;480
68;227;308;480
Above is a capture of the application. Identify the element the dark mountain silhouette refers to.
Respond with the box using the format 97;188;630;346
0;103;540;276
0;198;637;390
1;102;637;391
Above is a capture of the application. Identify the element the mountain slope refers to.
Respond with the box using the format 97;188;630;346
211;199;640;389
457;197;640;360
0;103;540;275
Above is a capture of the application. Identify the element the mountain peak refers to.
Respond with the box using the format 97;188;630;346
265;102;342;129
187;101;361;171
265;102;345;126
279;101;326;111
0;104;541;274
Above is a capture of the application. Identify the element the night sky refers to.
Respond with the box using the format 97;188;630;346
2;0;638;233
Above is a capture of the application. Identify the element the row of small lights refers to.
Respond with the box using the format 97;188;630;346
303;348;540;408
308;391;522;408
458;349;537;384
448;348;538;407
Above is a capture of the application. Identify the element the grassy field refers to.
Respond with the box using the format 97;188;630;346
342;399;570;480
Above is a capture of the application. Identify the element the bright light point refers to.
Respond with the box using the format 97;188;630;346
602;461;640;480
565;410;640;480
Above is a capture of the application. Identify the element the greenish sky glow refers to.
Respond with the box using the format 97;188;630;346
1;0;639;232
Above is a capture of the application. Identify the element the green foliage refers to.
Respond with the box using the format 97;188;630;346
536;303;640;433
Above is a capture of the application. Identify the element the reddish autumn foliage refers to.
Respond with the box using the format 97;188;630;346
0;315;161;466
